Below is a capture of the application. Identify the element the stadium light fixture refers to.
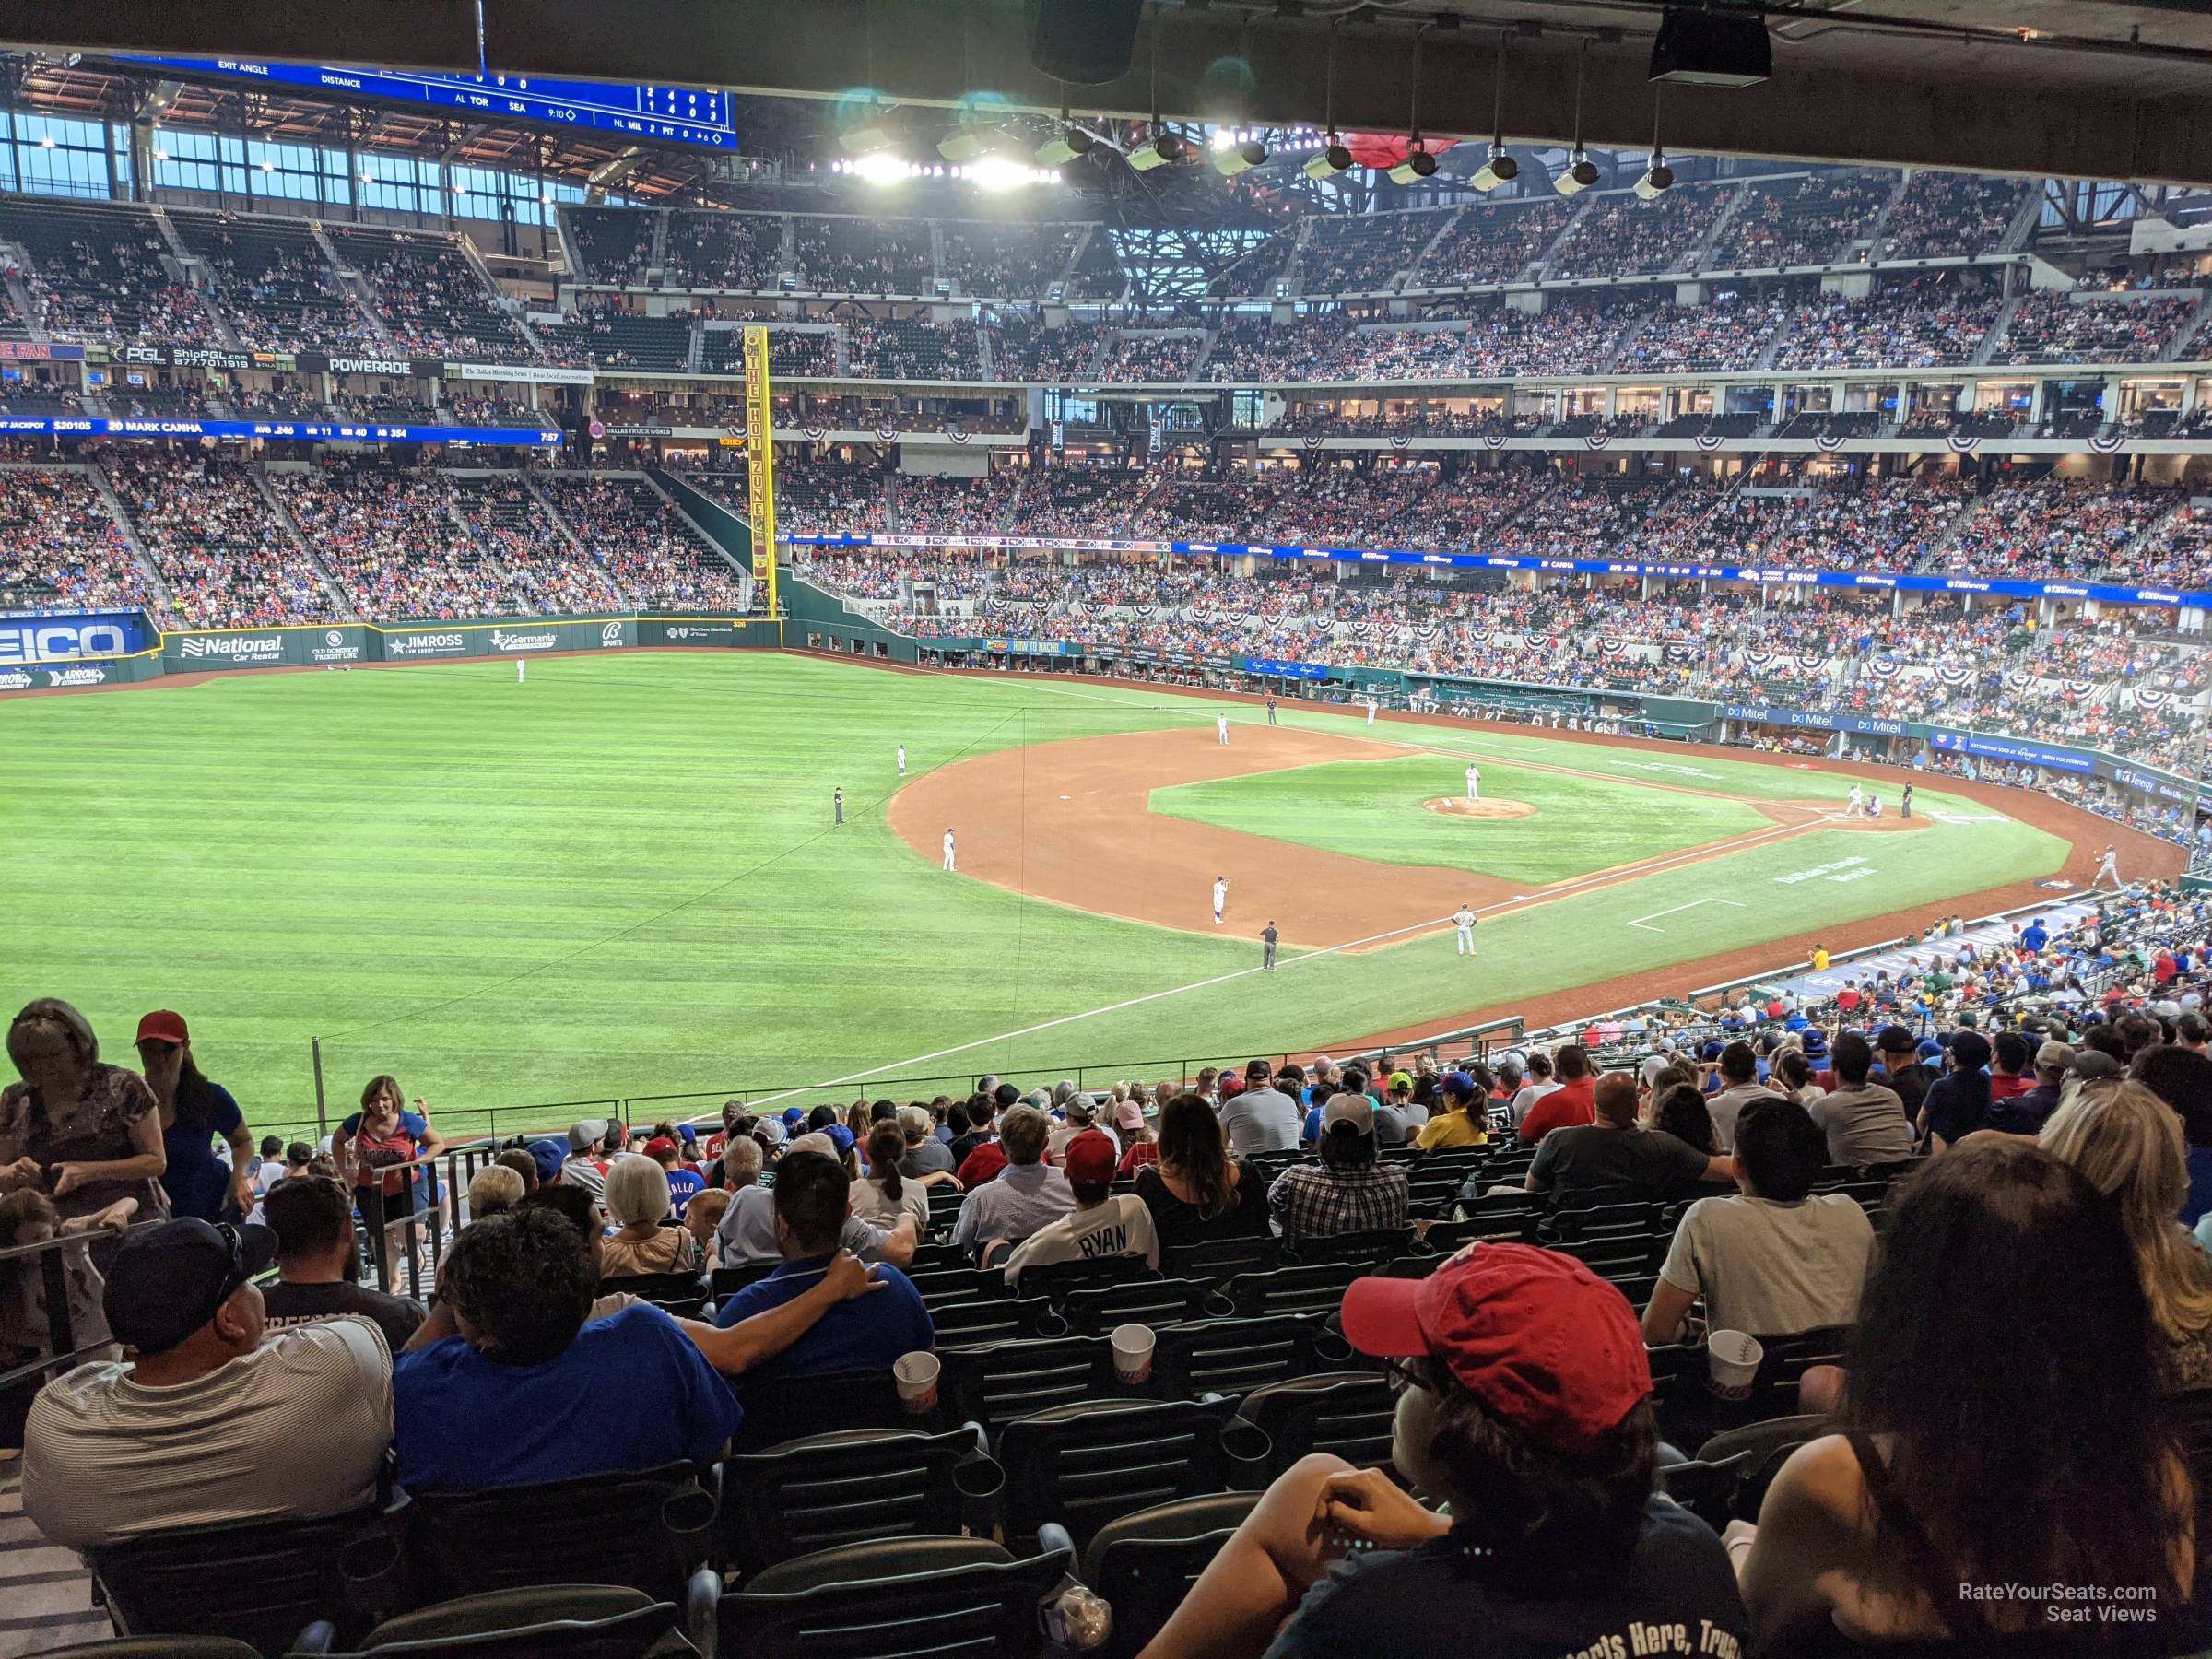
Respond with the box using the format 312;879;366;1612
1555;41;1601;196
1634;87;1674;199
1469;31;1519;193
1385;23;1436;186
1303;22;1353;182
1036;86;1099;167
1127;18;1184;171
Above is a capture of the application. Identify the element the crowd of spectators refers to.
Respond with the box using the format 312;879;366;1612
328;229;535;361
844;319;981;379
539;474;749;609
1992;290;2198;365
273;463;513;622
1708;170;1898;271
0;466;149;611
1772;278;2002;370
103;452;341;627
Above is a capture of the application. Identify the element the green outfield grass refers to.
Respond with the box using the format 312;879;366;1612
1152;755;1772;885
0;654;2070;1140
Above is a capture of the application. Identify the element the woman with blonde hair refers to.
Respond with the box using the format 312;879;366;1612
598;1151;705;1276
2041;1079;2212;1390
467;1163;525;1219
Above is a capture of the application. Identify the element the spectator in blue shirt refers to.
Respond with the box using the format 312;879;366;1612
135;1010;256;1223
714;1148;934;1393
394;1204;881;1492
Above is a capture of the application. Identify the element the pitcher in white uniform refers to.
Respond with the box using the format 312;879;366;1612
1465;763;1480;802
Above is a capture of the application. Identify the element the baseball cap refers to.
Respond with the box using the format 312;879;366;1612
528;1138;568;1184
1343;1243;1650;1456
1915;1039;1944;1061
677;1124;699;1144
2069;1050;2124;1082
1323;1094;1375;1135
104;1218;277;1357
1387;1071;1413;1093
2033;1041;2076;1080
821;1124;856;1154
1875;1024;1917;1055
1637;1055;1673;1089
1219;1074;1247;1100
642;1136;677;1159
782;1107;806;1127
754;1116;788;1146
1440;1071;1477;1103
1112;1099;1147;1133
568;1119;608;1152
135;1009;190;1047
1800;1029;1829;1060
1064;1130;1118;1185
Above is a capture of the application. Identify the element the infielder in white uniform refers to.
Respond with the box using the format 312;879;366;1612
1465;763;1480;802
1212;876;1228;924
2095;843;2122;887
897;744;906;777
1453;904;1478;957
1366;700;1376;727
516;658;525;685
1217;714;1230;746
942;829;957;872
1844;783;1864;819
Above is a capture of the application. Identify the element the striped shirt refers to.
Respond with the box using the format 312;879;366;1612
22;1315;392;1548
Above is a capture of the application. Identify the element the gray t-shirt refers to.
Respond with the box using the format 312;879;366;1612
716;1182;892;1265
899;1138;954;1177
1657;1193;1874;1337
952;1161;1075;1252
1527;1125;1712;1202
1220;1086;1302;1155
1808;1082;1914;1168
23;1315;392;1548
1707;1083;1783;1153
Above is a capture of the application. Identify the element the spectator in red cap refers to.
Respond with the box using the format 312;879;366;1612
2;999;168;1228
1001;1130;1158;1286
1138;1243;1745;1658
135;1009;257;1224
642;1135;703;1218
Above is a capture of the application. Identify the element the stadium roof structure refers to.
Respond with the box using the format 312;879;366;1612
11;1;2212;186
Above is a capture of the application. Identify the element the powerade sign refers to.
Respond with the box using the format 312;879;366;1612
0;610;148;664
783;534;2212;612
1241;658;1331;680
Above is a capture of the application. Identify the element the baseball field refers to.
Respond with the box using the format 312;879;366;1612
2;650;2119;1138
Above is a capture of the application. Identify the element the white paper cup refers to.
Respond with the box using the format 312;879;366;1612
893;1349;941;1414
1111;1323;1156;1386
1706;1330;1763;1401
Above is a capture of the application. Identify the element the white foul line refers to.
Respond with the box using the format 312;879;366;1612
1626;897;1747;933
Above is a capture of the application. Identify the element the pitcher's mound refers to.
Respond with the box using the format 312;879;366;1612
1423;797;1536;820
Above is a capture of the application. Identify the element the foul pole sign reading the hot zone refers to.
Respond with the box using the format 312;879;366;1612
742;324;778;618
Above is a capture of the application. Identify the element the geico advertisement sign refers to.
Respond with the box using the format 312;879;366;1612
490;629;559;653
176;634;284;662
0;619;130;664
386;631;470;658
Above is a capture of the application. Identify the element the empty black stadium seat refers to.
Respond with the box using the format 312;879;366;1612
599;1270;711;1319
29;1642;259;1658
1655;1450;1759;1531
1161;1234;1280;1280
994;1398;1236;1548
1223;1261;1365;1320
1149;1314;1347;1402
933;1293;1058;1346
1059;1277;1220;1335
1280;1229;1414;1269
86;1507;394;1658
718;1425;1002;1578
939;1335;1122;1425
1078;1491;1262;1659
402;1463;716;1607
1010;1255;1159;1301
716;1535;1073;1658
711;1262;780;1299
288;1584;703;1657
1225;1372;1397;1484
730;1367;909;1452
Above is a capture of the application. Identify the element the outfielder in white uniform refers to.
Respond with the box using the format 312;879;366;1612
1217;714;1230;746
897;744;906;778
1845;783;1864;819
1212;877;1228;924
1465;763;1480;802
942;829;957;872
1366;700;1376;727
516;658;525;685
2095;843;2122;887
1453;904;1477;957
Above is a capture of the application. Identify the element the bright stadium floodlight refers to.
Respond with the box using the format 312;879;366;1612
1470;32;1519;193
1129;129;1184;171
1387;145;1439;185
1212;131;1268;176
1556;41;1600;196
1634;151;1676;199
